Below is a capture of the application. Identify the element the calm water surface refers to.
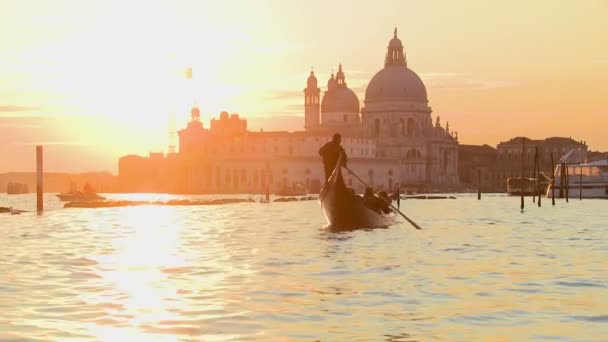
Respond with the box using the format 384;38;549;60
0;193;607;341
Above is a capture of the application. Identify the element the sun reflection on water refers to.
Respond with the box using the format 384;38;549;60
89;206;189;340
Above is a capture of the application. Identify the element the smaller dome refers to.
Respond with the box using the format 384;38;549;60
321;87;360;113
327;73;337;90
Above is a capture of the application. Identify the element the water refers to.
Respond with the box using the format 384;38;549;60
1;193;607;341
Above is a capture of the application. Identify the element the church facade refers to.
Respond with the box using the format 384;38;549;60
304;29;459;186
118;29;459;194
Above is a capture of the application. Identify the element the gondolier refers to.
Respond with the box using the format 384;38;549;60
319;133;348;182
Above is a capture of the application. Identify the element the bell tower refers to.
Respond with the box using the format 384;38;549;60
304;69;320;131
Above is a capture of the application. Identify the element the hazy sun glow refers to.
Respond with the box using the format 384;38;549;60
1;0;607;172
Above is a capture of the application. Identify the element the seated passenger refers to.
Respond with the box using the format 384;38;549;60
362;187;383;214
377;191;393;214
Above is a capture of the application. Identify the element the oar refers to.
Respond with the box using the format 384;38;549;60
344;166;422;230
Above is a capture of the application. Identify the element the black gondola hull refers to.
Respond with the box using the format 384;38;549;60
319;160;394;229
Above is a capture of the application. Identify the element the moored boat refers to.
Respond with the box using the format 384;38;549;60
546;158;608;199
56;183;105;202
56;192;106;202
319;157;395;229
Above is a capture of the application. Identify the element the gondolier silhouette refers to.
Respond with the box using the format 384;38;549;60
319;133;348;182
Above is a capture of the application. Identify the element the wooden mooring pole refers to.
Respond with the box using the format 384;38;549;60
532;147;537;204
477;168;481;200
520;139;525;211
551;152;555;206
36;145;43;213
537;147;541;207
559;163;565;198
579;165;583;201
565;163;569;203
551;154;555;206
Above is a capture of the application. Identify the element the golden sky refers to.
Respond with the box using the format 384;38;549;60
1;0;607;172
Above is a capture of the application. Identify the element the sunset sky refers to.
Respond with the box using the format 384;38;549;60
1;0;607;173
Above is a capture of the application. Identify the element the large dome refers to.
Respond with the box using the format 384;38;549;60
365;65;428;103
321;87;360;113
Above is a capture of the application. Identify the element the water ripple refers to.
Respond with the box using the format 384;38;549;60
0;194;607;341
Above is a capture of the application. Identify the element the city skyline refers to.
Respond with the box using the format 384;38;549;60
1;0;607;173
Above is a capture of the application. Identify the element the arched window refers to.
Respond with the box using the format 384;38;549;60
374;118;381;136
400;118;405;135
407;118;414;136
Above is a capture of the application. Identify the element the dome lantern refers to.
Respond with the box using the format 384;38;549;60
364;28;427;104
336;64;346;87
385;27;406;67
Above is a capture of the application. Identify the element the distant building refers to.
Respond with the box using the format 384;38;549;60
458;144;502;192
120;109;394;194
496;137;587;189
588;151;608;162
0;172;116;193
118;29;460;194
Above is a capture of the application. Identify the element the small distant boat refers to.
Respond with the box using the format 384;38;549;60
319;156;395;229
56;183;105;202
546;159;608;199
6;182;29;195
56;192;106;202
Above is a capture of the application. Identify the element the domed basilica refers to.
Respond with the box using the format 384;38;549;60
118;29;459;194
304;29;459;186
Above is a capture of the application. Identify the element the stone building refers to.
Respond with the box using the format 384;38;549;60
458;144;502;192
496;137;588;186
118;29;460;194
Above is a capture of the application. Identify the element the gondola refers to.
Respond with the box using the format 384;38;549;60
319;156;396;229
